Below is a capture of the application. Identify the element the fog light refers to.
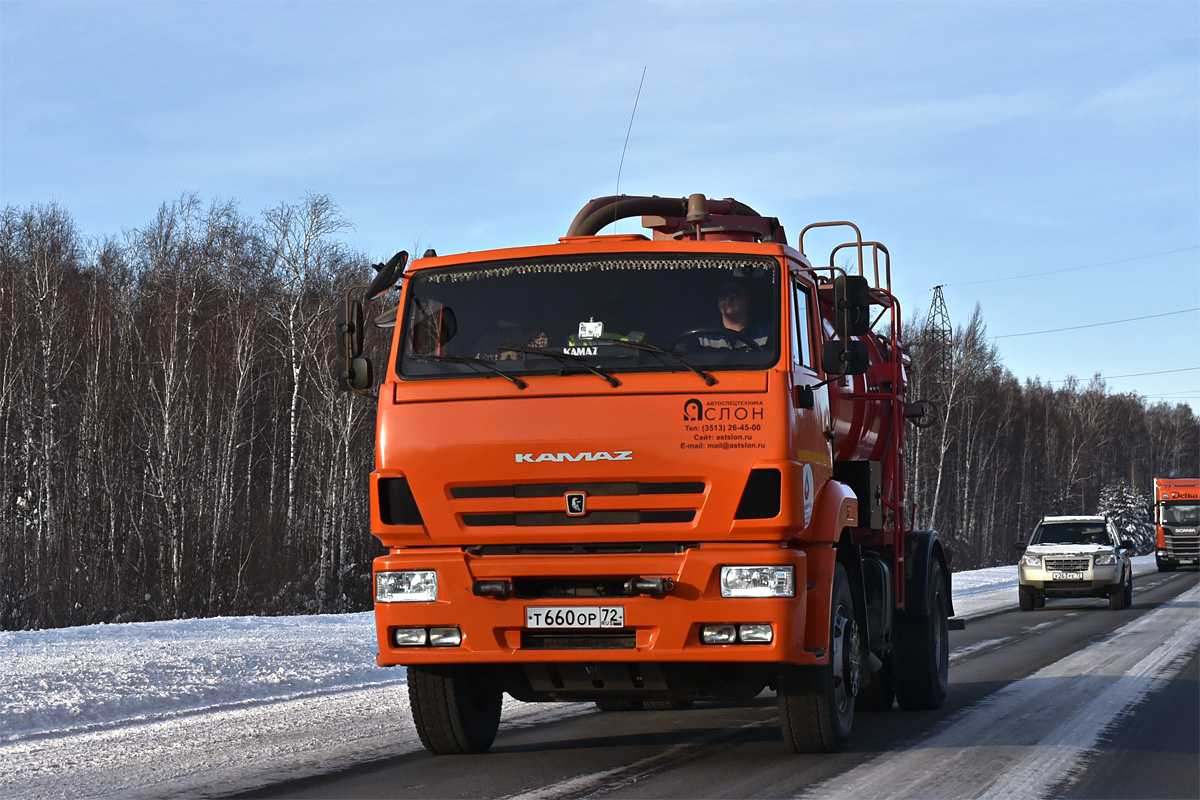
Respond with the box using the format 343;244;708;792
738;623;773;644
429;627;462;647
392;627;428;646
701;624;738;644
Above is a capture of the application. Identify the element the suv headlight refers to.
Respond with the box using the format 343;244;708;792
720;566;795;598
1020;554;1042;567
1094;553;1117;566
376;570;438;602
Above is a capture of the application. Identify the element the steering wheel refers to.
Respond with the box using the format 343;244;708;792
671;327;763;352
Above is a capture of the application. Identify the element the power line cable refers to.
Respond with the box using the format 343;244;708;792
904;244;1199;304
993;308;1199;339
1046;366;1200;385
945;245;1199;288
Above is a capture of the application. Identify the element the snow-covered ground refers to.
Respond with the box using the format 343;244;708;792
0;557;1159;799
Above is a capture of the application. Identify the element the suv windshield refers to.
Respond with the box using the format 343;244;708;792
1162;503;1200;525
1031;521;1113;546
398;254;780;381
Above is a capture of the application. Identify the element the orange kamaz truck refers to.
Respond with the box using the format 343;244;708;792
1153;477;1200;571
338;194;955;754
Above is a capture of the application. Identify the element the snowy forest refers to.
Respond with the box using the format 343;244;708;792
2;195;1197;631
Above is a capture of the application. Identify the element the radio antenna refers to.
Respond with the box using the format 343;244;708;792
614;67;647;228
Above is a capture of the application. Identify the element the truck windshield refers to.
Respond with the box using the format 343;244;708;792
1162;503;1200;525
397;254;780;381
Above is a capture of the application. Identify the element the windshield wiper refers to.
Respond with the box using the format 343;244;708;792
597;340;717;386
499;346;620;387
412;355;527;389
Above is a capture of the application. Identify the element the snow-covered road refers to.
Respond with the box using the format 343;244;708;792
0;557;1171;799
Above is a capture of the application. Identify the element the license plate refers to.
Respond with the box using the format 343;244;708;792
525;606;625;629
1051;571;1084;580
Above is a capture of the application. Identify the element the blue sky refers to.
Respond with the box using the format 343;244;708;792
2;0;1198;409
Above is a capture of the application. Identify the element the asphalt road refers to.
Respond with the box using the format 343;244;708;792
236;568;1199;800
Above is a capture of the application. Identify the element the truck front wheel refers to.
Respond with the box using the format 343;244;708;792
893;559;949;710
778;563;858;752
408;665;503;754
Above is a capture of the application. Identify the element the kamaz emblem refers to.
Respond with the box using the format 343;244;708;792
566;492;587;516
514;451;633;463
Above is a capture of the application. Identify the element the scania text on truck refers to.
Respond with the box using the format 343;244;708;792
338;193;958;755
1153;477;1200;571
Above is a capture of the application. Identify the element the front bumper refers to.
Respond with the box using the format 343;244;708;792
1019;564;1121;598
372;543;825;667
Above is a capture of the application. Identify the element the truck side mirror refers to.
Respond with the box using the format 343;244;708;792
821;340;870;376
341;298;365;358
375;306;398;328
1014;541;1027;552
438;307;458;345
833;275;871;337
339;357;373;392
337;298;372;393
367;250;408;300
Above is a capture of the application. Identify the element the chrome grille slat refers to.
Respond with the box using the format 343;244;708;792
1045;557;1090;572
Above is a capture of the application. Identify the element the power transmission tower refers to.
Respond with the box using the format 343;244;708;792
925;285;952;377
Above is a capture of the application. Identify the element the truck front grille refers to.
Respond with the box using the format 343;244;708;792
1163;528;1200;557
463;510;695;527
452;481;705;499
451;480;705;528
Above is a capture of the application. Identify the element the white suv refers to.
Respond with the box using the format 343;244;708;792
1016;515;1134;611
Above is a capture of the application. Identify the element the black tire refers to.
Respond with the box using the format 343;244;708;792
778;563;858;753
1109;584;1126;610
408;665;503;754
1018;585;1035;612
856;654;895;712
1124;573;1133;607
594;699;644;712
893;559;949;710
644;699;694;711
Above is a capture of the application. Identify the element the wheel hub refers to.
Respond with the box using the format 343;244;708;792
831;606;861;706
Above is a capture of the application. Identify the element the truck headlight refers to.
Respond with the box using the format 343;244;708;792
1020;554;1042;567
720;566;795;598
1094;553;1116;566
376;570;438;602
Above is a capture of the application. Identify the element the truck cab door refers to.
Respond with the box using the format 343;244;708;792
789;275;833;528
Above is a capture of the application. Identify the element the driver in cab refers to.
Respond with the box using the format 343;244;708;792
696;279;770;350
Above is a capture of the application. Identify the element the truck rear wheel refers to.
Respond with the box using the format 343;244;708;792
894;559;949;710
408;665;503;754
778;563;858;752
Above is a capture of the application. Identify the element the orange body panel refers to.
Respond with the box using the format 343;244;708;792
368;231;867;685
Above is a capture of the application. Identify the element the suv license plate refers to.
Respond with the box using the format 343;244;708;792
1051;571;1084;580
526;606;624;629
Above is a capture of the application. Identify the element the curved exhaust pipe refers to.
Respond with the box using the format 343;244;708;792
566;194;763;237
